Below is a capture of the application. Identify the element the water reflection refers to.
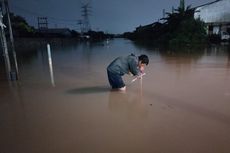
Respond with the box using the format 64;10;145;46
159;48;204;65
16;44;40;65
0;55;7;80
1;38;230;83
67;86;110;94
133;40;230;65
228;46;230;68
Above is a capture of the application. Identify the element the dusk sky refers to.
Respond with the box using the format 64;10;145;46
9;0;213;34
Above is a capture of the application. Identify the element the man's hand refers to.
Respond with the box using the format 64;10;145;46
138;72;146;79
131;73;146;83
128;71;134;76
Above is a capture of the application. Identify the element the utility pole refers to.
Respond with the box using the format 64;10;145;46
172;6;175;13
37;17;48;30
180;0;185;11
4;0;19;79
163;9;165;18
0;2;11;80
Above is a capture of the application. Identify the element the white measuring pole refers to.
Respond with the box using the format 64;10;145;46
47;44;55;87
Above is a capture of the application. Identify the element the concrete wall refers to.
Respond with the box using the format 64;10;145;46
194;0;230;23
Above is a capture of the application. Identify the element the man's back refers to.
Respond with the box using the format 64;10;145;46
107;54;139;76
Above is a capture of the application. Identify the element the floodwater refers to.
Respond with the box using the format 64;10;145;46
0;38;230;153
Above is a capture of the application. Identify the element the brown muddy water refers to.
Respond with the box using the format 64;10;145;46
0;38;230;153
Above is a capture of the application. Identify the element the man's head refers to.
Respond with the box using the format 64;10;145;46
138;54;149;65
138;54;149;72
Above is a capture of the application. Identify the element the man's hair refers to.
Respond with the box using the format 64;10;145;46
138;54;149;65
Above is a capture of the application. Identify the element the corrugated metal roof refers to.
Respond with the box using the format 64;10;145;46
194;0;230;23
194;0;221;9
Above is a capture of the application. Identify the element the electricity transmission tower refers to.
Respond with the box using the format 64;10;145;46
81;1;91;33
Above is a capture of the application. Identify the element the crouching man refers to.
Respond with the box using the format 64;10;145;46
107;54;149;91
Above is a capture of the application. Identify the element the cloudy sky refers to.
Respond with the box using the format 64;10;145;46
8;0;213;34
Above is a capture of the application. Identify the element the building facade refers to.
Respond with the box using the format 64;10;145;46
194;0;230;40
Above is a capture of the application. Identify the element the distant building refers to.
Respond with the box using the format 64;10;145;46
194;0;230;40
135;22;163;32
37;28;72;37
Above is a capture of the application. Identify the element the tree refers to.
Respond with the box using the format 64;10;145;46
3;13;35;37
160;4;207;45
127;0;207;45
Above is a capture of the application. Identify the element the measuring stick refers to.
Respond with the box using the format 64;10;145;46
131;73;146;83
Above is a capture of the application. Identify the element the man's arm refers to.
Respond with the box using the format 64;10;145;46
129;59;140;76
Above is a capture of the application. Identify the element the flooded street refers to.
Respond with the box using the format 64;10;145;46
1;38;230;153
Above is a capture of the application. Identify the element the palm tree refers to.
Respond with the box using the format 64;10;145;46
161;2;194;27
127;0;207;45
158;0;206;44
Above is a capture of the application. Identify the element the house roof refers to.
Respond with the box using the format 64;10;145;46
194;0;221;9
194;0;230;23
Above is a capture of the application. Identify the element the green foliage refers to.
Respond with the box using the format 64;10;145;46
3;13;35;37
161;5;207;45
126;2;207;45
168;18;207;45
